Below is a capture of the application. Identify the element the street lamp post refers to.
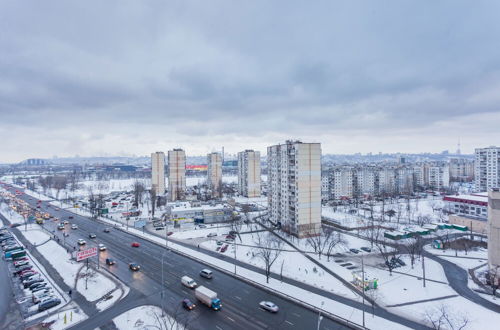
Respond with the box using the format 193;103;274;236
317;301;324;330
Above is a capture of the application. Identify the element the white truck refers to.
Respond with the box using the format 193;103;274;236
195;286;222;310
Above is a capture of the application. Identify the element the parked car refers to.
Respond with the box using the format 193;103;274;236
63;220;69;225
216;241;223;246
24;278;44;289
89;233;96;239
29;282;48;291
38;298;61;311
103;228;111;233
182;298;196;310
129;263;140;271
199;269;213;279
98;244;106;251
131;242;140;248
167;232;174;236
220;244;228;253
259;301;279;313
77;239;86;245
207;233;217;238
349;248;360;254
105;258;116;265
360;247;372;253
71;224;78;230
198;224;207;228
68;216;74;219
35;294;57;305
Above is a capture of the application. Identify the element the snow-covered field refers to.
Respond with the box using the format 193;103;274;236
424;245;488;271
113;305;184;330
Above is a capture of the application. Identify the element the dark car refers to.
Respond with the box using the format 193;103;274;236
129;263;140;271
68;216;74;219
89;233;96;239
38;298;61;311
105;258;116;265
182;298;196;310
349;248;360;254
29;282;48;291
103;228;111;233
24;279;44;288
360;247;372;253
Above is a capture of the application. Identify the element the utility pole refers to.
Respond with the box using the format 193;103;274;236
362;256;365;328
422;253;426;288
234;241;237;274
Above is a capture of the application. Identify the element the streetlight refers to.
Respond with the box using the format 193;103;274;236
317;301;324;330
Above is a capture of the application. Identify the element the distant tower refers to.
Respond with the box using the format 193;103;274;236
456;138;461;155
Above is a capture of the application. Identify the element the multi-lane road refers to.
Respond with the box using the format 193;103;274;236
4;185;352;330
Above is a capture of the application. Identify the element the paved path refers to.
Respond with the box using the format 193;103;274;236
386;295;458;307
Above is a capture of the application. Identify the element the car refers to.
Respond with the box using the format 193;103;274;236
360;247;372;253
14;260;29;267
350;248;360;254
105;258;116;265
103;228;111;233
181;276;198;288
207;233;217;238
29;282;48;291
220;244;228;253
129;263;140;271
131;242;140;248
38;298;61;311
259;301;279;313
24;279;44;288
57;224;65;230
35;294;57;305
98;244;106;251
71;224;78;230
182;298;196;310
77;239;86;245
63;220;69;225
68;216;74;219
198;224;207;228
167;232;174;236
36;205;41;208
199;269;213;279
216;241;224;246
89;233;96;239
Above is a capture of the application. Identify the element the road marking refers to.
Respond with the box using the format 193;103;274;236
182;290;189;295
226;316;235;322
292;312;301;318
285;320;294;326
215;326;223;330
234;295;242;300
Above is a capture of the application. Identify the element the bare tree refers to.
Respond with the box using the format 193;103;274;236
252;232;284;283
326;230;347;261
149;188;157;218
53;176;68;200
133;180;146;207
402;236;423;268
425;305;470;330
487;265;500;298
375;239;400;276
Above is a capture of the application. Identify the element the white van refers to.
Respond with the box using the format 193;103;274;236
181;276;198;288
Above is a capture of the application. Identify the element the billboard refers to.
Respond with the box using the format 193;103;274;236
76;247;97;261
134;219;147;228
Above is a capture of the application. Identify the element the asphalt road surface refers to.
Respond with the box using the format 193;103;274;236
6;187;352;330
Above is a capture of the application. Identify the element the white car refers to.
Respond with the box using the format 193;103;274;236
259;301;279;313
71;224;78;230
98;244;106;251
77;239;86;245
207;232;217;237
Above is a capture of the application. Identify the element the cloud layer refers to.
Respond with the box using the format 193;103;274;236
1;0;500;162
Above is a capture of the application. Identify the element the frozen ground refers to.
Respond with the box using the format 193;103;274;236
113;305;185;330
41;303;87;330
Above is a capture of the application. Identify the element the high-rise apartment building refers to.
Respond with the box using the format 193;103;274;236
207;152;222;197
475;146;500;192
151;152;165;195
168;149;186;201
237;150;261;198
267;140;321;238
426;164;450;190
488;188;500;281
449;158;474;182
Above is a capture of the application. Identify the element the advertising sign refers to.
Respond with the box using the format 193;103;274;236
134;219;146;228
76;247;98;261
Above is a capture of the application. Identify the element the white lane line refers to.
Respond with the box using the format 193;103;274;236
182;290;189;295
285;320;294;326
226;316;235;322
292;312;301;318
234;295;242;300
216;326;223;330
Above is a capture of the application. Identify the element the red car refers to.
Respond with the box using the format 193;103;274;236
131;242;140;248
220;244;228;253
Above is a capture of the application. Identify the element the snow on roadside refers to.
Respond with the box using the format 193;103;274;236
113;305;184;330
41;302;87;330
76;268;116;302
36;240;82;288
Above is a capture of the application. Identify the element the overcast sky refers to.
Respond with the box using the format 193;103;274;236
1;0;500;163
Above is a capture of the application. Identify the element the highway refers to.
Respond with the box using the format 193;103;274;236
4;185;352;330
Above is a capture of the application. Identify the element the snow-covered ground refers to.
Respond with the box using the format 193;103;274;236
113;305;184;330
424;245;488;271
41;303;87;330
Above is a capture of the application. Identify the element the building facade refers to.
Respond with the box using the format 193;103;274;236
151;152;166;195
168;149;186;201
488;188;500;281
237;150;261;198
207;152;223;198
449;158;474;182
475;146;500;192
267;140;321;238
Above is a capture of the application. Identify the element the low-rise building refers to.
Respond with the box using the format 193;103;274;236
166;202;234;224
